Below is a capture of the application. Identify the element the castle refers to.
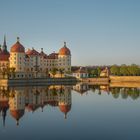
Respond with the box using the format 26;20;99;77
0;36;71;78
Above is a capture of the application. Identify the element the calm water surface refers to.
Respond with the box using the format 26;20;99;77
0;83;140;140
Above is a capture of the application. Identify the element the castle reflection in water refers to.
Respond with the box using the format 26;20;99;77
0;83;140;127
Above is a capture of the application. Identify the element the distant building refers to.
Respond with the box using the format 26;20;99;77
73;83;89;95
100;85;110;93
100;67;109;77
73;67;89;79
0;37;71;78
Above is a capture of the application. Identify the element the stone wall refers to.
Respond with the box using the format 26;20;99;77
80;78;109;84
0;79;8;86
80;76;140;84
110;76;140;82
1;76;140;87
0;78;77;86
110;82;140;88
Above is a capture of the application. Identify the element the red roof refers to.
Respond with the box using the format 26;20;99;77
0;39;10;60
0;100;9;109
25;104;40;112
47;53;58;59
59;47;71;55
26;48;39;56
11;41;25;53
59;104;71;113
59;42;71;55
39;51;47;59
47;100;58;106
0;51;10;61
40;51;47;56
10;109;24;120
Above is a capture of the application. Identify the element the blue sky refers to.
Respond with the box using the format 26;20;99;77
0;0;140;66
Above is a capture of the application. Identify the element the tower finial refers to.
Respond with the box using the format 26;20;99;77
4;35;6;45
64;41;66;46
17;37;20;42
41;48;43;52
64;113;67;119
16;120;19;126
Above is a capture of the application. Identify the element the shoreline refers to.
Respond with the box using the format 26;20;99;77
0;78;77;86
80;76;140;83
1;76;140;87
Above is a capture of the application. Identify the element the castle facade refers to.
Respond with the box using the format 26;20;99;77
0;37;71;78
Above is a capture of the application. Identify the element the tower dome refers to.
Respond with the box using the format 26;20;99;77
10;37;25;53
59;42;71;55
59;104;71;119
10;109;24;125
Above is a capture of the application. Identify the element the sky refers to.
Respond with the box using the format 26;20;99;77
0;0;140;66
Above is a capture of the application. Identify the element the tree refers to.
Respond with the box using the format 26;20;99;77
51;68;57;78
52;87;57;96
110;65;120;75
120;65;129;76
128;64;140;76
10;67;16;79
90;69;98;77
45;68;49;78
1;68;6;79
97;67;101;77
5;67;11;79
59;68;64;78
110;64;140;76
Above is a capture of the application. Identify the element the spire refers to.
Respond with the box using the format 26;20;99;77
0;44;1;48
4;35;6;46
2;109;6;127
2;35;7;51
2;115;6;127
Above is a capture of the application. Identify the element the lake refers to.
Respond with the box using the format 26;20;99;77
0;83;140;140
